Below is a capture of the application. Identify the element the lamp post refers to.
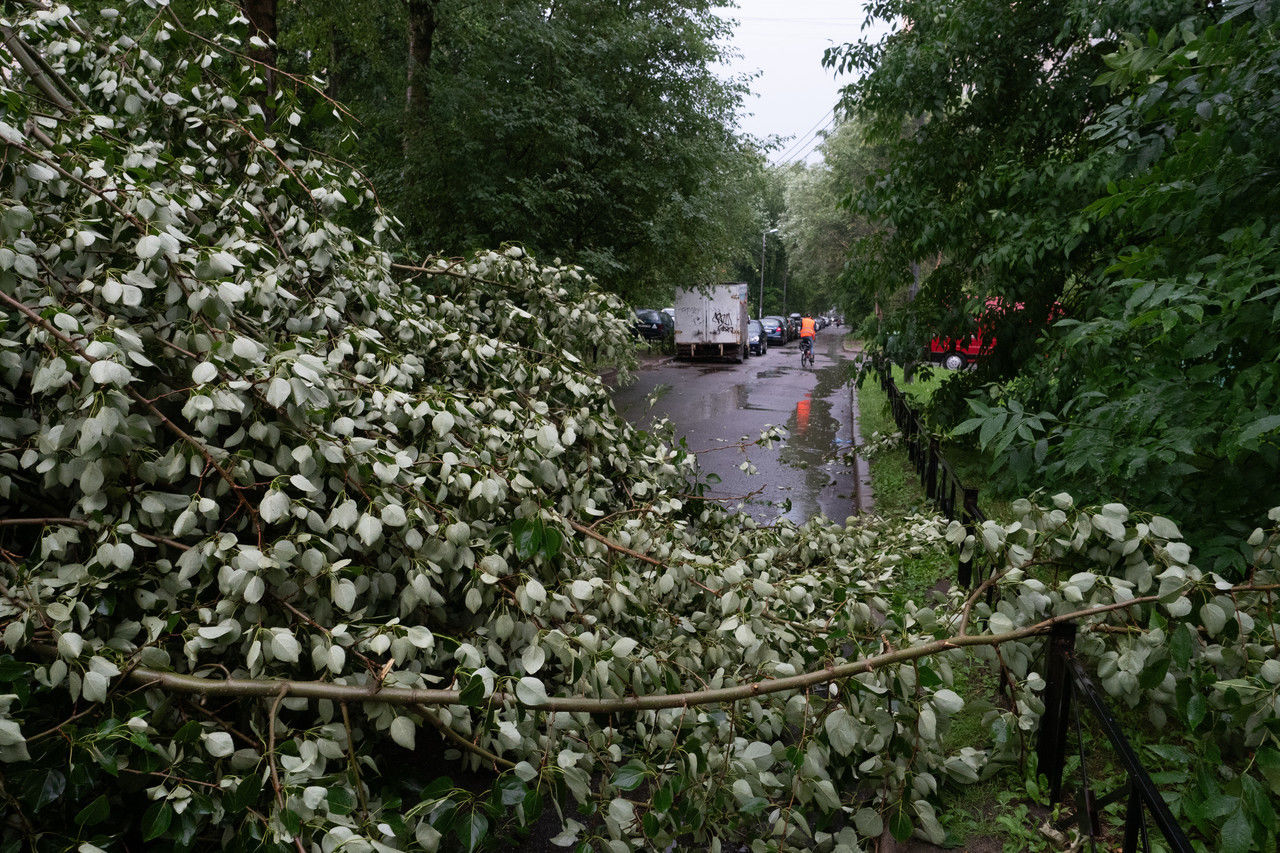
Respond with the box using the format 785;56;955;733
759;227;778;318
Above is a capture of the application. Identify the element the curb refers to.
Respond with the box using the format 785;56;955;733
845;341;875;513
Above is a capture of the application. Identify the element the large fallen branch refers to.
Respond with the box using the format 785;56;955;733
118;593;1170;711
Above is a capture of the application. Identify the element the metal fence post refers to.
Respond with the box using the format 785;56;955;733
926;438;939;502
1037;621;1078;804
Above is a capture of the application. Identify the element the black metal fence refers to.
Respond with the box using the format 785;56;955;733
1038;624;1194;853
876;365;990;588
874;364;1193;852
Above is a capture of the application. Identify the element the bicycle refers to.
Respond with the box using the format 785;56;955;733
799;336;814;368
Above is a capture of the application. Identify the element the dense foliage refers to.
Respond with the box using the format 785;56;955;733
828;0;1280;557
275;0;765;300
1;3;1279;852
778;120;886;321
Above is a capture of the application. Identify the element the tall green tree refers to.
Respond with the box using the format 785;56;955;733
277;0;760;300
829;0;1280;558
778;119;886;320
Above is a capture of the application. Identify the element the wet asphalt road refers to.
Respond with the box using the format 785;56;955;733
611;335;869;524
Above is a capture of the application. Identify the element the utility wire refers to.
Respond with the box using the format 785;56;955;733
774;110;837;167
773;106;835;166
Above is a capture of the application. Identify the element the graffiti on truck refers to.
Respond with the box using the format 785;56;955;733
713;311;736;334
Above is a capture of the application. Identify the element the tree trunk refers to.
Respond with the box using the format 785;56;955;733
241;0;277;109
405;0;438;131
403;0;439;231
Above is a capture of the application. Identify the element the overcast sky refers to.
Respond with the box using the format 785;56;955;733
715;1;893;164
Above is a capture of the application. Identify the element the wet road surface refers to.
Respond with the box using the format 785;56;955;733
611;335;868;524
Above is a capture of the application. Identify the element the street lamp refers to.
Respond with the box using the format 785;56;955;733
759;227;778;318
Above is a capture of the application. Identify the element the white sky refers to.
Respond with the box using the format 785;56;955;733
715;1;893;164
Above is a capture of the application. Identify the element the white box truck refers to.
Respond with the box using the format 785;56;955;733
674;283;750;362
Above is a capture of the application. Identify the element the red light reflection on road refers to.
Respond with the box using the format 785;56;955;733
796;395;811;434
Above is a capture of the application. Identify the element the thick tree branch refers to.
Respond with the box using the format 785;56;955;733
120;593;1184;713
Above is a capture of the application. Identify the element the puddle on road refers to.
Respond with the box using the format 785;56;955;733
613;345;860;523
692;384;750;422
778;359;857;517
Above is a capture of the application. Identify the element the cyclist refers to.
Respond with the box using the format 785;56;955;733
799;315;816;365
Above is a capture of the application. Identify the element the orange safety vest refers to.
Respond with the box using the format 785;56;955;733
800;317;816;338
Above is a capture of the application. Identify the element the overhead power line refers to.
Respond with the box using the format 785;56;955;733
773;106;835;165
774;110;837;167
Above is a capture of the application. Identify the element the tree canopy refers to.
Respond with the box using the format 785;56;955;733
829;0;1280;560
273;0;764;301
777;120;887;321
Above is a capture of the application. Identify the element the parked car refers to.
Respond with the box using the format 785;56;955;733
928;298;1062;369
632;308;671;341
662;307;675;329
761;316;786;345
747;319;767;356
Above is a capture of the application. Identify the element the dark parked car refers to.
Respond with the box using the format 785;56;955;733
632;308;670;340
761;316;786;345
747;320;767;356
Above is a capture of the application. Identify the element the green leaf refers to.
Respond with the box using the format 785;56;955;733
511;519;542;560
75;794;110;827
420;776;455;803
142;800;173;841
1240;414;1280;443
652;782;674;813
611;762;646;792
35;769;65;810
888;804;914;842
1257;746;1280;795
458;673;486;706
174;720;202;744
326;786;356;816
455;810;489;853
977;412;1007;448
0;657;29;681
1219;806;1251;853
226;773;263;814
540;525;563;559
917;665;942;688
1185;693;1207;730
739;797;768;815
1137;655;1170;691
281;807;302;837
1242;774;1276;836
1170;624;1194;669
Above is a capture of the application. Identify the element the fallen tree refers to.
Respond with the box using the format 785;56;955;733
0;3;1278;852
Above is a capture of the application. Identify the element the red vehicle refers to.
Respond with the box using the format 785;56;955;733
929;299;1005;370
929;298;1060;370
